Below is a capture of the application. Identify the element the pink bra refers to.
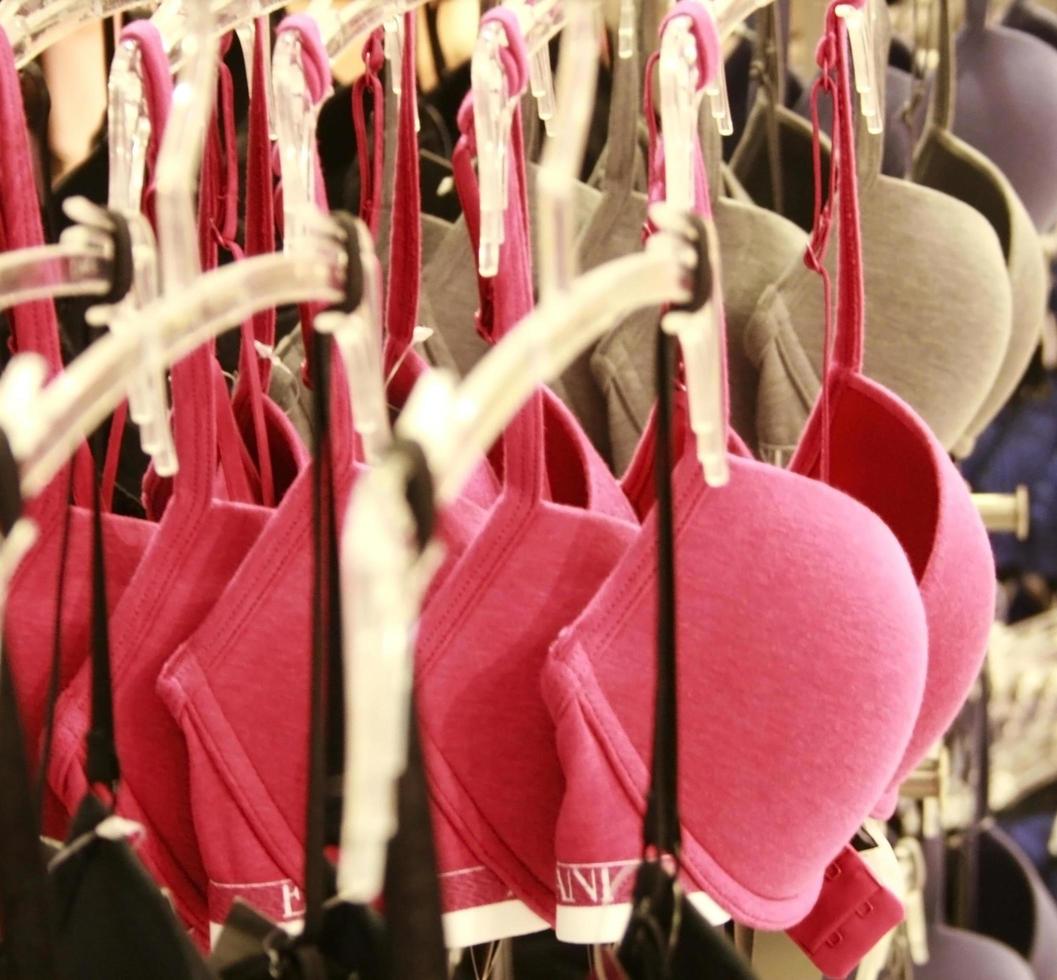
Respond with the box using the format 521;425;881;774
787;0;995;816
412;9;641;945
541;4;928;938
155;16;495;939
0;26;156;841
46;23;301;947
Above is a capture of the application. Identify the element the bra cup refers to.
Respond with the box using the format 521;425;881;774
587;190;808;470
796;373;995;811
715;198;807;452
744;283;822;464
545;453;928;928
6;506;157;831
913;127;1048;453
735;106;1012;452
955;25;1057;233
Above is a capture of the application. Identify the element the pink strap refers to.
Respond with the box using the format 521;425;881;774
278;14;330;99
95;21;176;511
231;18;278;505
352;30;385;235
0;34;74;377
451;16;545;503
480;7;530;94
789;4;865;480
803;7;865;377
120;22;239;514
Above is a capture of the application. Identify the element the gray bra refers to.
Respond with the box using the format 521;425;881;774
732;1;1013;461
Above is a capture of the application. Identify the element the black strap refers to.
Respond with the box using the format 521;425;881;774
84;431;119;794
0;654;57;979
380;440;445;979
0;429;23;537
303;332;343;943
99;209;134;308
643;326;681;859
37;469;75;821
382;699;447;980
0;422;56;977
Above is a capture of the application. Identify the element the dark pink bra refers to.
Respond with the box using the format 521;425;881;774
787;0;995;816
410;8;643;944
541;3;929;940
155;16;495;939
47;23;302;946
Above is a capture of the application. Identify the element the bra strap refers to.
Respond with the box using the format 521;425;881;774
0;431;57;978
0;654;57;978
353;31;386;237
85;432;119;797
644;324;681;861
230;18;280;506
125;24;240;515
805;6;866;378
928;0;958;134
302;331;343;943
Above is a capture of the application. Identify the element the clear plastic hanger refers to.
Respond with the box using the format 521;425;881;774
834;0;883;133
0;198;115;309
306;0;417;68
698;1;733;134
473;0;566;277
272;20;399;460
272;23;334;255
658;8;728;485
336;447;444;902
314;218;392;465
6;232;346;500
104;0;285;473
0;0;150;67
537;0;600;300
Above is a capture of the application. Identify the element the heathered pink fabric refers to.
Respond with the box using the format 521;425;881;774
156;17;496;937
785;0;995;817
411;8;641;938
540;3;929;933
